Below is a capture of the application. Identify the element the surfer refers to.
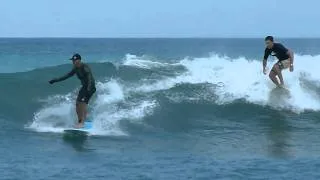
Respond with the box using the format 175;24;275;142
262;36;294;88
48;53;96;128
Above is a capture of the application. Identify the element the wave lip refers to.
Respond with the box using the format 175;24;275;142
125;53;320;113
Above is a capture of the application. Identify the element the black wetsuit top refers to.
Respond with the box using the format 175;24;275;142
264;43;289;61
55;63;95;91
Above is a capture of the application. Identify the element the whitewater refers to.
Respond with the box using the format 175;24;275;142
27;53;320;136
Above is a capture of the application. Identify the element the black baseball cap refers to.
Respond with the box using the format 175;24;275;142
69;53;81;61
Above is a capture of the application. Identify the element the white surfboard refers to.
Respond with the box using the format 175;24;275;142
64;121;93;135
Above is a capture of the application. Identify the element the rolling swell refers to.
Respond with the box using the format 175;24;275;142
4;39;320;180
1;54;320;136
119;82;289;135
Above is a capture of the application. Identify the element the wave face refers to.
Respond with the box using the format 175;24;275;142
0;38;320;138
0;51;319;136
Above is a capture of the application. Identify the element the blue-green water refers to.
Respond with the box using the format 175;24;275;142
1;38;320;179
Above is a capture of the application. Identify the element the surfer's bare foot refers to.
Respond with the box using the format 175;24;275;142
277;84;284;88
75;123;84;128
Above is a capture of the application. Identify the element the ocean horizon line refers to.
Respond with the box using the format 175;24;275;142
1;36;320;39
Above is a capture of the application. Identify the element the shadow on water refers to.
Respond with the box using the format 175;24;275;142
268;87;292;108
62;133;90;152
260;109;291;158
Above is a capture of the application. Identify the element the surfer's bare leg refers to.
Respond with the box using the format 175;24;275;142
75;87;95;128
75;102;84;128
83;103;88;120
76;102;87;128
80;102;87;121
274;64;285;86
75;100;85;128
269;67;281;87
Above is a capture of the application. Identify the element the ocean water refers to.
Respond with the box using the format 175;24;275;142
1;38;320;180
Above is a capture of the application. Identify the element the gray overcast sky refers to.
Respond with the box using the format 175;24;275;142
0;0;319;37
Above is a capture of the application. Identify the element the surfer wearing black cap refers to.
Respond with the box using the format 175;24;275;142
48;53;96;128
262;36;294;88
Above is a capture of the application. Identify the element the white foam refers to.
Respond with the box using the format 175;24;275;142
94;79;125;106
131;54;320;113
91;100;157;136
27;79;158;136
123;54;176;69
28;99;74;133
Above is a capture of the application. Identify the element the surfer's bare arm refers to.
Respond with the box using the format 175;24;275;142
287;49;294;65
263;48;271;74
287;49;294;72
263;59;267;69
49;68;75;84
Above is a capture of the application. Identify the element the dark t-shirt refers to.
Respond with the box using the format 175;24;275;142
264;43;289;61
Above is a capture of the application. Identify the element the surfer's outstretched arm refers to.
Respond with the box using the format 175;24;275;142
49;68;75;84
